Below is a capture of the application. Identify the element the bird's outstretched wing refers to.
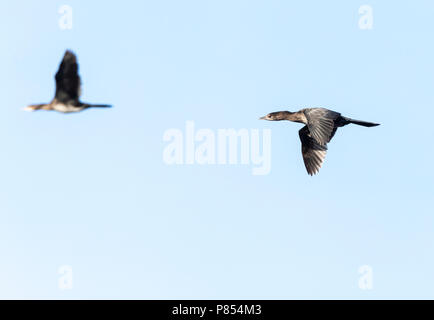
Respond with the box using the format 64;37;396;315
303;108;340;146
299;126;328;176
54;50;81;103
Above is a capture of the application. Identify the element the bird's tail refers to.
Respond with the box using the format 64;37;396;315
344;117;380;127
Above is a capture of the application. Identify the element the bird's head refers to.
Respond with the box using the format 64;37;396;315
259;111;292;121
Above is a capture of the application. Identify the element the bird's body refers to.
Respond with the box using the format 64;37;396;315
260;108;380;175
25;50;111;113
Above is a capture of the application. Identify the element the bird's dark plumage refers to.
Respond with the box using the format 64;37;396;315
260;108;380;175
25;50;111;113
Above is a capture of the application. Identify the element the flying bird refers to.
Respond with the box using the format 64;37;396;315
25;50;111;113
260;108;380;175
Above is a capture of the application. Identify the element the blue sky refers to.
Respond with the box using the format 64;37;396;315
0;0;433;299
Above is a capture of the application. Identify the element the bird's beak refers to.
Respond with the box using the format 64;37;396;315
259;116;267;120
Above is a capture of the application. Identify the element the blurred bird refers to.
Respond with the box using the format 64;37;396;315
25;50;111;113
260;108;380;175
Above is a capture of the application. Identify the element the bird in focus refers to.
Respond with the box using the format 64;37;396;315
25;50;111;113
260;108;380;175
